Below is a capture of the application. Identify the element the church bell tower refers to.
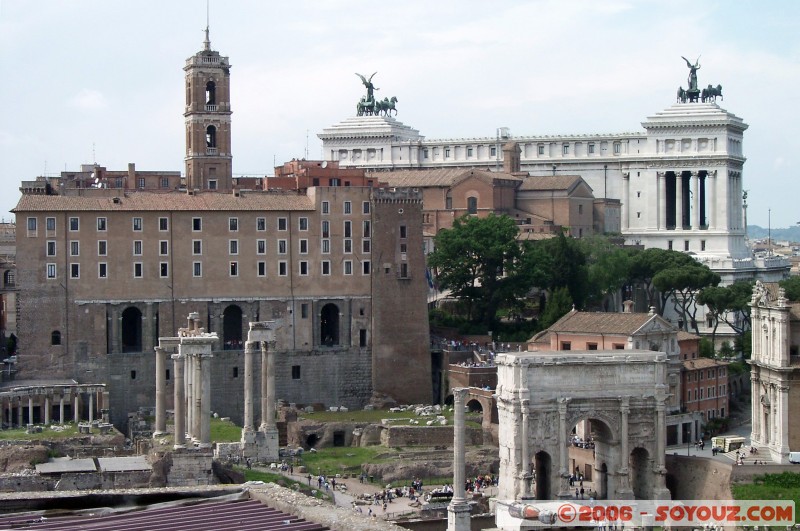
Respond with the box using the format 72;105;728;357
184;27;233;191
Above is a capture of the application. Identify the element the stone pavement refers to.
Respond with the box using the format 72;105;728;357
260;465;498;521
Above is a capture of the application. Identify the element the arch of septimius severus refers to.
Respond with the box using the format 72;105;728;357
495;350;671;502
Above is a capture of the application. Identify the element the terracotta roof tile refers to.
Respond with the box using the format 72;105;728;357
518;175;585;191
546;310;654;335
13;191;314;212
682;358;728;370
367;168;520;188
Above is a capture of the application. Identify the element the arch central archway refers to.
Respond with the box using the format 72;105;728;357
223;305;243;350
121;307;142;352
320;303;340;346
534;450;552;500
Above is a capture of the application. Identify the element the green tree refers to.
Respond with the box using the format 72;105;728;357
530;232;589;308
628;248;697;313
696;281;753;355
539;286;574;329
779;276;800;302
653;263;720;333
428;214;526;327
578;236;633;311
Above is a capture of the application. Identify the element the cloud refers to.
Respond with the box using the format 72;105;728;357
69;89;108;110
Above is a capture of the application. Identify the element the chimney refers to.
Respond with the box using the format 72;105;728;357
622;300;634;313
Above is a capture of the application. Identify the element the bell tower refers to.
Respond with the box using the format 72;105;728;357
184;27;232;191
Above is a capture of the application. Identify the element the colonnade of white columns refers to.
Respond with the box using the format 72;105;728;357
156;312;218;450
1;386;106;427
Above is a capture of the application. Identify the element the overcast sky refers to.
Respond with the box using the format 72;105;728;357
1;0;797;227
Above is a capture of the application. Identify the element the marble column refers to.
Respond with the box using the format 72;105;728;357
6;398;11;427
154;346;167;436
691;172;700;229
521;399;531;498
447;387;471;531
28;396;33;425
44;395;50;425
243;341;255;433
778;386;790;457
74;394;80;423
655;400;666;472
186;353;194;441
675;171;683;229
657;172;666;230
558;399;569;497
17;400;22;427
194;353;203;442
88;393;94;424
199;352;212;448
172;352;186;448
260;342;275;431
708;171;717;230
59;395;65;424
617;397;633;498
621;172;630;231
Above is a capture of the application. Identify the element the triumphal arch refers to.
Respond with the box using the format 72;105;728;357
495;350;671;502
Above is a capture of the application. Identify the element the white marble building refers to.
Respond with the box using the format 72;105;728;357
319;103;789;289
749;281;800;464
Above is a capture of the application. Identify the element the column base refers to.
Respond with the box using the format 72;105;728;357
447;500;471;531
153;431;167;438
173;444;186;450
652;486;671;500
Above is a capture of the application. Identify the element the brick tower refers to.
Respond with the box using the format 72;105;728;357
184;27;233;191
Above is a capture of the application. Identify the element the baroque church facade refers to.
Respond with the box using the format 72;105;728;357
12;33;432;431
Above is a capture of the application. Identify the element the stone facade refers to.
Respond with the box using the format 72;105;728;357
11;34;431;432
495;349;670;502
749;281;800;463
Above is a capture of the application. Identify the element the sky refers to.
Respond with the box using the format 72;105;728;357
1;0;798;227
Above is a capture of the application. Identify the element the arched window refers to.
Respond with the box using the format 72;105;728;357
3;270;14;287
223;305;243;350
121;307;143;353
320;303;340;346
51;330;61;346
206;125;217;148
205;81;216;105
467;196;478;214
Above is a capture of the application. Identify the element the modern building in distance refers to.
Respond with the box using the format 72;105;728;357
12;32;432;431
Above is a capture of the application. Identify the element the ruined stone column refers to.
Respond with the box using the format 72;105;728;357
194;353;203;442
44;395;50;425
6;399;11;427
448;387;471;531
521;399;532;498
261;342;276;431
186;353;194;441
88;393;94;424
243;341;255;433
59;395;65;424
655;400;666;472
28;396;33;425
199;352;213;448
16;399;22;428
154;346;167;436
172;352;186;448
73;394;80;423
558;398;572;498
617;396;633;498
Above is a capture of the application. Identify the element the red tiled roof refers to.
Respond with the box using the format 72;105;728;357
13;191;314;212
367;168;520;188
546;310;654;335
518;175;585;191
682;358;728;370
